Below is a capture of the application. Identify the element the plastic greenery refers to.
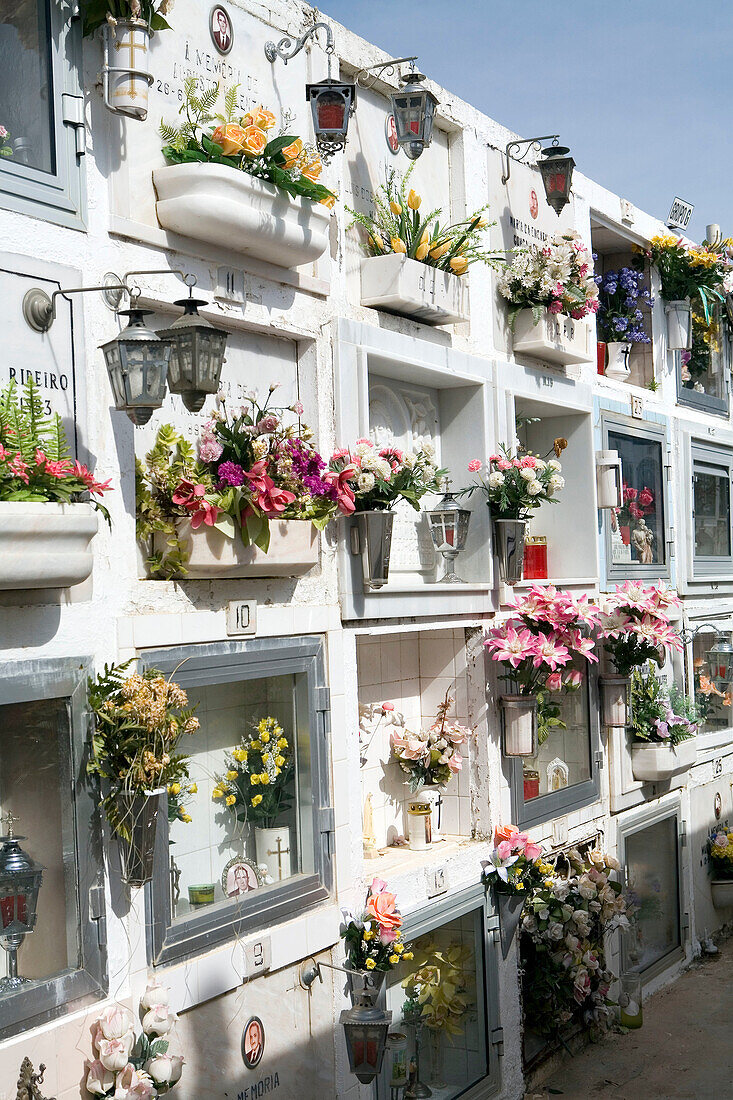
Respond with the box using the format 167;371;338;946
87;662;198;838
0;377;112;521
595;265;653;343
80;0;173;37
629;665;697;746
212;716;294;828
346;164;502;276
160;78;336;207
648;233;731;322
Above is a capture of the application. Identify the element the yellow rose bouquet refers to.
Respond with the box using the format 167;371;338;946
213;717;294;828
160;78;336;208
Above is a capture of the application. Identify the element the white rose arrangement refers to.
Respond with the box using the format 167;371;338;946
498;229;599;330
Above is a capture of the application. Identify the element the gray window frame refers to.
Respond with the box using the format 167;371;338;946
140;637;334;968
602;414;672;584
0;0;86;229
691;441;733;577
675;309;730;416
617;800;685;983
0;657;107;1040
509;674;602;829
376;882;502;1100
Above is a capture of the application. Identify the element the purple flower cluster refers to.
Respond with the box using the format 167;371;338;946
595;266;653;344
285;439;337;501
217;461;246;487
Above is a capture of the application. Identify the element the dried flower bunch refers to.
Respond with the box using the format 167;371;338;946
329;437;444;512
80;0;175;37
84;982;183;1098
341;878;413;973
160;79;336;207
213;716;294;828
87;662;198;837
1;378;112;520
498;230;599;330
347;163;502;276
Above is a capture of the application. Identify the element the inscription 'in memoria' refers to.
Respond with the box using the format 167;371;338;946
238;1073;280;1099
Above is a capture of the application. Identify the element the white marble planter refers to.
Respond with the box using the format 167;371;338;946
153;164;331;269
711;879;733;909
0;502;98;590
630;738;696;782
511;308;591;365
153;518;319;578
360;254;468;325
664;299;692;350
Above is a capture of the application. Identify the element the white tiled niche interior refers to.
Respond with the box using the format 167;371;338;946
357;628;472;849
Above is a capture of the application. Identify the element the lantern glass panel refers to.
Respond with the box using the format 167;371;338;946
315;90;346;133
0;697;78;983
692;629;733;732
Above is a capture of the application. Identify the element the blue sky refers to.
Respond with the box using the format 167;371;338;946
319;0;731;241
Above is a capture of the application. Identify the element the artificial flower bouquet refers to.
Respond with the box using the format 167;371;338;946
648;234;731;318
84;983;183;1098
1;378;113;520
457;445;565;519
160;79;336;208
341;878;413;974
212;716;294;827
347;164;501;276
708;825;733;880
599;582;682;678
520;846;628;1039
498;230;599;330
595;266;653;344
87;662;197;839
614;484;656;531
167;780;196;826
136;390;355;577
328;437;444;512
401;940;474;1036
80;0;174;37
0;124;11;157
390;693;470;792
629;664;698;746
481;824;546;895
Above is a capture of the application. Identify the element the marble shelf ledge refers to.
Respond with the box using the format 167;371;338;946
366;835;472;876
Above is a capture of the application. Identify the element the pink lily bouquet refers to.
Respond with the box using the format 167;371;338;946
341;878;413;974
84;983;183;1098
390;693;470;792
599;582;682;677
456;444;565;519
328;437;445;513
481;824;546;895
484;585;602;697
136;388;356;577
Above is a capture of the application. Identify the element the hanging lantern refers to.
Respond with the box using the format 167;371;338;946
306;79;356;161
390;70;438;160
537;144;575;215
101;302;171;426
0;813;44;993
157;296;228;413
340;998;392;1084
706;637;733;690
426;486;471;583
595;449;623;510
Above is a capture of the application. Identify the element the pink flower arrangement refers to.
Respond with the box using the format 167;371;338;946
85;985;183;1098
341;878;413;973
481;824;545;895
391;693;470;792
329;438;444;512
455;445;566;518
599;582;682;677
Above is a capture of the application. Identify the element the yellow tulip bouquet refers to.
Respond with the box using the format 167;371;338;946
212;717;294;829
347;164;502;275
160;78;336;207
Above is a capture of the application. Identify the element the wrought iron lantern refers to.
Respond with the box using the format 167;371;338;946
101;294;171;425
306;79;356;161
340;997;392;1084
706;637;733;691
426;484;471;582
537;144;576;216
390;68;439;160
0;813;44;993
157;285;228;412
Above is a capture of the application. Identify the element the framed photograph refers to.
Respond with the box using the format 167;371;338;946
209;4;234;55
242;1015;265;1069
221;855;264;899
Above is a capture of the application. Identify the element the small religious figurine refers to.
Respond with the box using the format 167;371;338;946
632;518;654;564
363;792;379;860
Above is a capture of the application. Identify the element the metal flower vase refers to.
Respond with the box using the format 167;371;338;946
351;510;394;589
500;695;538;757
114;787;164;887
665;299;692;350
497;890;526;958
599;674;630;728
492;515;528;585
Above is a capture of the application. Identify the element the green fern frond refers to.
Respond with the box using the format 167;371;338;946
224;83;239;122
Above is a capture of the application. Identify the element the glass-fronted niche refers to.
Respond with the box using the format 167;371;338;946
619;804;684;981
0;659;106;1039
376;885;500;1100
510;666;601;828
603;418;670;582
142;638;333;966
692;443;733;575
0;0;84;225
691;625;733;734
677;306;730;416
